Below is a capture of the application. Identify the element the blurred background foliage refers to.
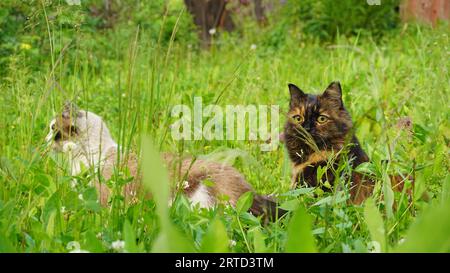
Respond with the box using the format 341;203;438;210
0;0;403;76
0;0;197;76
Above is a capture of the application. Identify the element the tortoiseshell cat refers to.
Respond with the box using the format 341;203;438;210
284;81;410;204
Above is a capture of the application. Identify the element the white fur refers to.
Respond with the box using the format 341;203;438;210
47;110;117;175
189;184;214;208
45;120;57;144
47;109;216;209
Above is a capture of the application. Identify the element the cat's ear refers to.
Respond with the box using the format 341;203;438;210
322;81;343;106
288;83;306;105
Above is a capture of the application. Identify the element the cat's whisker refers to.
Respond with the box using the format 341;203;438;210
293;126;320;153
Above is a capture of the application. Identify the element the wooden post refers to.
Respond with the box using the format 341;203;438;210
400;0;450;26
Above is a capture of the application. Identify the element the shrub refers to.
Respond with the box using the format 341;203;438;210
271;0;400;42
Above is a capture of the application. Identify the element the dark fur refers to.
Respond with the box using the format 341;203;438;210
284;82;376;204
163;154;287;221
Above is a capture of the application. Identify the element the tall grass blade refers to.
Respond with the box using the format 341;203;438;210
141;136;194;252
363;198;386;252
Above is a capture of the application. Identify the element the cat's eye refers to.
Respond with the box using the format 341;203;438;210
68;125;78;136
317;115;329;124
54;131;62;141
292;115;303;123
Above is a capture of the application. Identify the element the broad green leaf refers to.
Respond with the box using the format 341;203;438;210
142;137;194;253
151;224;194;253
42;192;61;226
83;187;101;212
382;174;394;219
151;233;170;253
280;188;315;198
412;123;429;144
312;191;347;207
354;162;376;175
316;165;327;183
142;137;170;222
123;220;139;253
251;227;268;253
394;200;450;253
279;199;299;211
441;175;450;203
285;206;317;253
83;231;103;253
82;187;98;201
353;240;369;253
33;173;55;196
312;227;325;235
363;198;386;252
0;232;16;253
235;191;253;215
46;211;56;238
200;218;229;253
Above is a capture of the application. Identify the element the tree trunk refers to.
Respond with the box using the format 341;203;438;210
184;0;235;48
254;0;267;26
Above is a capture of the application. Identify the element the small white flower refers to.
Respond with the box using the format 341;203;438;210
367;241;381;253
60;206;66;213
111;240;125;251
70;179;78;188
78;194;84;201
66;0;81;6
67;241;80;250
366;0;380;5
208;28;216;35
67;241;89;253
62;141;77;153
250;44;257;50
182;180;190;189
229;240;237;247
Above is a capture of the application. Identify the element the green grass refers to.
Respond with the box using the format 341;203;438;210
0;14;449;253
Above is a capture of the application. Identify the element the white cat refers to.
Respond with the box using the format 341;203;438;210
46;103;285;220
